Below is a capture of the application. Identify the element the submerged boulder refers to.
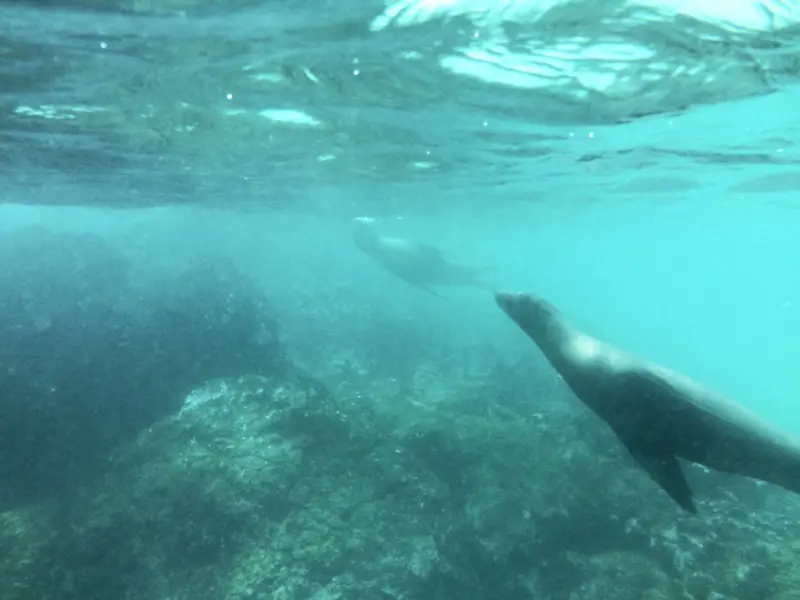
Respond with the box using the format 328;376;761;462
1;365;799;600
0;372;451;600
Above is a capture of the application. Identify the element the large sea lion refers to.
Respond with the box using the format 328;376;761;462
495;291;800;513
353;219;491;297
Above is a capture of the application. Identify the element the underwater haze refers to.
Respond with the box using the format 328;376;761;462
1;0;800;599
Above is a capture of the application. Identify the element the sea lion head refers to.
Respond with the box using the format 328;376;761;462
495;292;563;342
353;217;381;253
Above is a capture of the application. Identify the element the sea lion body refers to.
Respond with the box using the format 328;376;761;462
354;221;490;295
495;291;800;513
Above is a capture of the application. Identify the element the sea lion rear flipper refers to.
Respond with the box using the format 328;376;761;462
624;443;697;514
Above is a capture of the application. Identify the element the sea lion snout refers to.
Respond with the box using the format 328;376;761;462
494;291;523;305
495;292;561;340
495;292;529;315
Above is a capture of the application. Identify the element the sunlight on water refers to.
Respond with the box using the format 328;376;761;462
2;0;799;207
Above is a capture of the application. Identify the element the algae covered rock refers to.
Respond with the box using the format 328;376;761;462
565;551;677;600
0;372;454;600
2;363;799;600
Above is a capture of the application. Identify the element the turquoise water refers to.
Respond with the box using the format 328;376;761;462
2;3;800;596
2;2;799;424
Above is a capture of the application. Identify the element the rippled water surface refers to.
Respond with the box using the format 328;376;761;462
2;0;800;210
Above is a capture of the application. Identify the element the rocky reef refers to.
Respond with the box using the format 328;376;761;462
1;355;798;600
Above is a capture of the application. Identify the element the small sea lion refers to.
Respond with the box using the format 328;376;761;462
495;291;800;513
353;219;492;297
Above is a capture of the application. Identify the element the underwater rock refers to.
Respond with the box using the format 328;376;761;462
0;227;285;510
0;373;451;600
1;368;799;600
565;551;677;600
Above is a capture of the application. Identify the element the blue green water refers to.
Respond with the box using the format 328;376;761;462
2;4;800;596
1;1;799;424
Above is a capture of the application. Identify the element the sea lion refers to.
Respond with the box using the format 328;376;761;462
353;219;491;297
495;291;800;513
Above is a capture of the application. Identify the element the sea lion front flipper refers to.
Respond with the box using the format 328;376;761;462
623;443;697;514
393;272;448;299
417;284;448;300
